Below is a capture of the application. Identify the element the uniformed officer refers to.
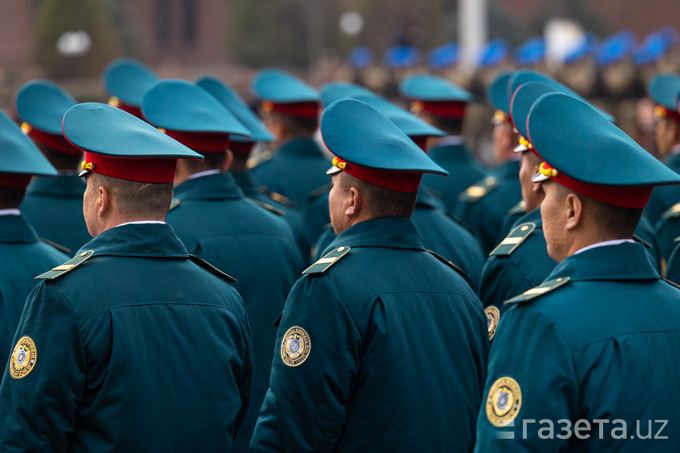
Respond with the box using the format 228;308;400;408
475;92;680;451
477;82;559;320
486;71;525;239
398;73;489;213
454;72;523;254
248;69;331;206
102;57;159;119
0;110;68;360
251;98;488;452
315;83;486;289
142;79;303;451
645;74;680;225
196;74;310;261
16;80;91;253
0;103;252;451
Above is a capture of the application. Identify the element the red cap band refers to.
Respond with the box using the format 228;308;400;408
655;105;680;121
27;127;82;156
331;157;421;192
229;141;254;155
540;161;652;209
0;173;32;188
82;151;178;183
266;101;319;119
164;130;230;153
413;101;467;119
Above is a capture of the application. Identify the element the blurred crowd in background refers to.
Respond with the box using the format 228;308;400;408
0;1;679;166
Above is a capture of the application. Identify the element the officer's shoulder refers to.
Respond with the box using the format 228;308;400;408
661;202;680;220
249;198;286;216
632;234;652;250
506;200;526;216
35;250;94;280
457;176;498;204
302;245;350;275
426;249;471;281
307;182;332;201
246;150;272;169
188;254;237;283
504;277;570;305
39;237;71;255
489;222;536;257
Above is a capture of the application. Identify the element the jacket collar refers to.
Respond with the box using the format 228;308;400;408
546;241;659;282
78;223;188;258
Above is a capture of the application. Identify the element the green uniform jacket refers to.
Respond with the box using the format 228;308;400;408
478;209;556;311
0;214;68;359
232;170;310;263
421;141;489;213
476;242;680;452
0;223;252;452
252;218;489;452
250;138;331;206
645;153;680;224
454;160;522;255
166;172;303;452
20;175;90;254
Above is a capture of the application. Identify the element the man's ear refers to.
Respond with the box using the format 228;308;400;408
345;186;359;216
98;185;111;218
223;150;234;172
564;192;583;231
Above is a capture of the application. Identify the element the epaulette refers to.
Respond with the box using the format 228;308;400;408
35;250;94;280
302;246;350;275
307;183;332;201
250;198;286;216
457;176;498;204
504;277;570;305
188;254;236;282
507;200;526;216
246;150;272;169
169;198;181;211
260;187;298;209
632;234;652;250
490;222;535;257
39;237;71;255
661;202;680;220
426;250;471;281
663;278;680;290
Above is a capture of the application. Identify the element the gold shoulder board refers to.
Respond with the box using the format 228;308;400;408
490;222;536;257
426;250;471;281
458;176;498;204
188;254;236;282
303;246;350;275
250;198;286;216
169;198;181;211
36;250;94;280
504;277;570;305
246;150;272;169
661;202;680;220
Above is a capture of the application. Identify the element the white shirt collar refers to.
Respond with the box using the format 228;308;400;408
0;209;21;216
574;239;635;255
115;221;166;228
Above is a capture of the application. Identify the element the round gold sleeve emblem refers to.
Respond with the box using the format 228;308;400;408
281;326;311;367
9;336;37;380
486;376;522;427
484;306;501;341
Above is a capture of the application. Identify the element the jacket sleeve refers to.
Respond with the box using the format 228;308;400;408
0;283;85;452
250;275;361;452
474;303;577;452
